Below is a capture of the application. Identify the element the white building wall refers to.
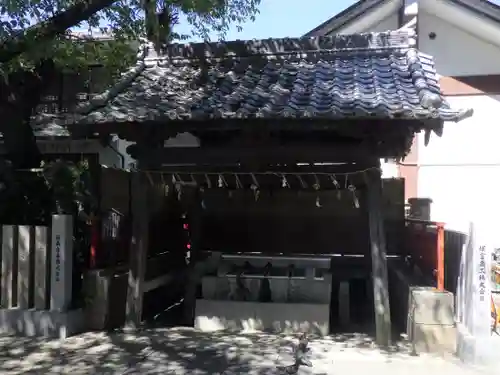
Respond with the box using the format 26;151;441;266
360;14;399;33
418;11;500;76
416;12;500;244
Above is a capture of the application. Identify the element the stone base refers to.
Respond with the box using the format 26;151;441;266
194;299;329;336
411;322;456;354
0;308;85;339
407;287;456;354
456;323;499;366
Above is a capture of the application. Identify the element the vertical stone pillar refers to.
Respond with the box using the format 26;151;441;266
50;215;73;312
457;222;496;365
1;225;17;308
17;225;33;309
34;226;49;310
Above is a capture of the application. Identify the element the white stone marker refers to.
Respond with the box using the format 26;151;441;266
50;215;73;312
456;222;497;366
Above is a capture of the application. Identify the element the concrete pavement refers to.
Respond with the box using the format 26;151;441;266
0;328;497;374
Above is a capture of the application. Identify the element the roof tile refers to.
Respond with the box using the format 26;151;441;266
32;30;472;136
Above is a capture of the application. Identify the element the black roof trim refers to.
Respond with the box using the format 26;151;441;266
448;0;500;24
303;0;401;37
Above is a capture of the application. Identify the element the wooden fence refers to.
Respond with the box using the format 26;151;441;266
0;225;50;310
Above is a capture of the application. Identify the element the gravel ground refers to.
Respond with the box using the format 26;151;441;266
0;328;498;374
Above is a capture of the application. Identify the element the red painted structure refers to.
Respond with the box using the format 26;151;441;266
404;218;466;292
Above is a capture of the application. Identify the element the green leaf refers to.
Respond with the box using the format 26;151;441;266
0;0;261;88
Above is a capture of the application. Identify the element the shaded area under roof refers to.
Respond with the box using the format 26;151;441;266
32;30;472;137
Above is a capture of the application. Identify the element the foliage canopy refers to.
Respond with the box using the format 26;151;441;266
0;0;261;74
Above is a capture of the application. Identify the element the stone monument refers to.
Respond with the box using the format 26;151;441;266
456;222;497;366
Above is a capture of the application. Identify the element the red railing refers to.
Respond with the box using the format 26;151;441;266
405;218;445;290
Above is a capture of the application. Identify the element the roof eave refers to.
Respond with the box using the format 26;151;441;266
443;107;474;123
446;0;500;25
303;0;403;37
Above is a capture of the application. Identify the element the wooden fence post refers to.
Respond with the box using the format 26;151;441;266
1;225;17;308
17;225;33;308
34;226;50;309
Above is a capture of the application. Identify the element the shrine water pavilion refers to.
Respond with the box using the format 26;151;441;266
32;29;472;346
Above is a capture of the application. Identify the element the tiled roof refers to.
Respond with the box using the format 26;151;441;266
32;30;472;136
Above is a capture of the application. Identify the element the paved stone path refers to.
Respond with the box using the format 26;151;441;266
0;328;498;374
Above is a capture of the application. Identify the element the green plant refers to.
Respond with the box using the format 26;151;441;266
41;159;97;307
41;159;96;216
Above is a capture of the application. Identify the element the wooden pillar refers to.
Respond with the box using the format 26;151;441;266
436;223;445;291
338;280;350;327
181;185;202;325
125;170;150;328
365;166;392;347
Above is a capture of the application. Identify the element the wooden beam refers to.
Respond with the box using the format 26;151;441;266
439;75;500;96
141;163;375;190
138;145;385;165
125;171;149;328
68;118;426;141
0;139;104;155
365;165;392;347
144;163;373;174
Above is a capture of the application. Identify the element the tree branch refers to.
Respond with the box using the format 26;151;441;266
0;0;118;63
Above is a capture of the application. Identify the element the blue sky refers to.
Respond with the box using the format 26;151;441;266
175;0;357;41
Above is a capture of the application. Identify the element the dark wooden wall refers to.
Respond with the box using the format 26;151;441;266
199;179;405;256
200;190;367;255
99;170;406;262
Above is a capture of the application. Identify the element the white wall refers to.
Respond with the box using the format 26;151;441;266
333;0;400;35
415;12;500;242
419;11;500;76
360;14;399;33
417;95;500;244
335;13;399;35
114;137;136;169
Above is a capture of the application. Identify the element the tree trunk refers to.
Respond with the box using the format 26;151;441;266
0;0;118;63
0;60;56;168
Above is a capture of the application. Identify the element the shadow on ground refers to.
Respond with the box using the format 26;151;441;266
0;328;415;375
